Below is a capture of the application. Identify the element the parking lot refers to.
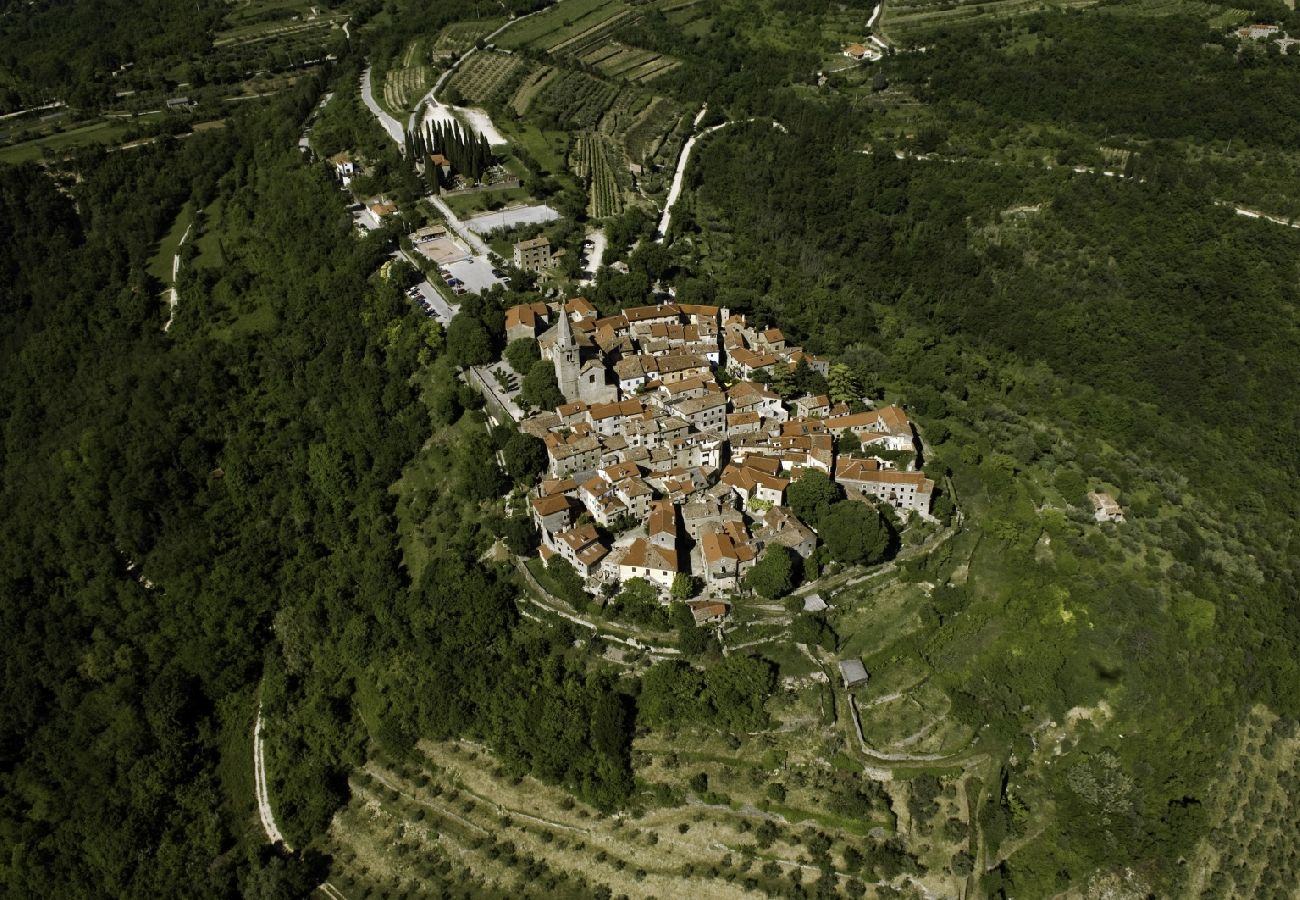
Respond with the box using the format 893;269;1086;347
444;256;505;295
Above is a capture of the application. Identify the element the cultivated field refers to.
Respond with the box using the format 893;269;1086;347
1178;705;1300;899
880;0;1099;43
573;132;625;218
431;19;503;58
447;50;527;107
382;41;433;117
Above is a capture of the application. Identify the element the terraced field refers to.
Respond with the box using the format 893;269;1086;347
1088;0;1247;22
447;50;527;106
382;41;433;116
596;88;654;137
497;0;623;49
580;43;682;83
623;95;687;164
510;66;558;115
431;19;503;58
534;69;621;129
880;0;1099;42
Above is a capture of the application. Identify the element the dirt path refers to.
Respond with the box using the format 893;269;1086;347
162;223;191;333
253;703;290;848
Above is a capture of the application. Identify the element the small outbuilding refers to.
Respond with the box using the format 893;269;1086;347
839;659;870;689
802;593;828;613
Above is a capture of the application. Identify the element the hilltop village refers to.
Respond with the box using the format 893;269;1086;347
506;298;936;617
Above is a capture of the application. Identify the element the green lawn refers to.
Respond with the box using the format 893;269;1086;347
442;185;533;218
501;122;568;174
149;204;195;284
193;196;229;269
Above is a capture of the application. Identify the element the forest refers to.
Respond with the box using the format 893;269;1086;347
679;106;1300;891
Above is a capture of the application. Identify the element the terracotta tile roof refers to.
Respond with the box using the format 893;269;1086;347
826;405;911;435
602;461;642;482
623;303;680;323
558;523;600;552
540;477;578;496
563;297;597;319
677;304;720;319
648;499;676;538
620;537;678;572
504;301;550;332
531;493;573;516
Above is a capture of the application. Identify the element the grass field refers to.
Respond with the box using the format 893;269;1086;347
148;204;195;285
0;116;157;164
192;196;229;270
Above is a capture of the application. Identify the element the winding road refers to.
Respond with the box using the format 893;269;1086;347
656;111;787;243
360;67;405;145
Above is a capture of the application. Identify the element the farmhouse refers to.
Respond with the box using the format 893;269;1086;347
513;235;556;272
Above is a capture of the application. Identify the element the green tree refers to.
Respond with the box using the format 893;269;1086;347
746;545;798;599
839;428;862;456
520;359;565;410
638;660;706;725
502;431;547;482
705;655;775;731
827;363;861;403
671;572;698;600
446;314;494;368
787;470;843;525
505;337;540;373
819;502;890;566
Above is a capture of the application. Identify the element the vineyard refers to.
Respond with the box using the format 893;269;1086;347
431;19;502;58
382;41;433;116
447;51;526;106
572;132;625;218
